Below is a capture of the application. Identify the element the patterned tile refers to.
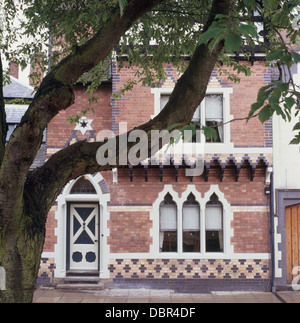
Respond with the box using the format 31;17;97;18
109;259;270;280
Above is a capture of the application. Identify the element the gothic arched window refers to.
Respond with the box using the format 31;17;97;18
70;176;97;194
205;193;223;252
182;193;200;252
159;193;177;252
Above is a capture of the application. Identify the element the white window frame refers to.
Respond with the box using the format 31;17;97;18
151;184;234;258
151;87;234;152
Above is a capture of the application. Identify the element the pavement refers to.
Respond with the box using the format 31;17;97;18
33;287;300;303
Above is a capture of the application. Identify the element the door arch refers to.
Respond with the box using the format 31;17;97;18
54;173;110;278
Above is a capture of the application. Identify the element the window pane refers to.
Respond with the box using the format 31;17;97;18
206;206;222;230
70;176;97;194
205;94;223;143
160;231;177;252
183;231;200;252
205;95;223;120
183;206;200;230
206;231;223;252
192;105;201;122
160;205;177;230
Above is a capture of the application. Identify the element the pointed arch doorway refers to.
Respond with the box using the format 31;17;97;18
54;174;110;279
67;203;99;271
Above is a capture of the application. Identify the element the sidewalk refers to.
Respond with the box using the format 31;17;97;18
33;287;300;303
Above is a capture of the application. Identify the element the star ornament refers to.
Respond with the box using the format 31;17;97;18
74;117;93;135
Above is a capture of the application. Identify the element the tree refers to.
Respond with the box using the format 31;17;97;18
0;0;299;302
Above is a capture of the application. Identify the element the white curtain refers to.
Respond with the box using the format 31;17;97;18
183;205;200;230
217;123;224;142
192;105;201;122
205;95;223;142
205;95;223;120
205;205;222;230
159;232;164;251
160;205;177;252
160;205;177;230
218;231;223;251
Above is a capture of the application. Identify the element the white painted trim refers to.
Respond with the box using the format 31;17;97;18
151;87;235;151
108;253;270;260
41;252;55;259
149;184;238;259
54;174;110;279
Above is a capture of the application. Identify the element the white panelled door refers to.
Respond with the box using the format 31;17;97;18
69;204;99;271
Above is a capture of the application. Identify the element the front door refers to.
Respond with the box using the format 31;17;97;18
68;204;99;271
285;204;300;282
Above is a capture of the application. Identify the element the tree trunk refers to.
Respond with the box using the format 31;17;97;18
0;190;48;303
0;0;235;303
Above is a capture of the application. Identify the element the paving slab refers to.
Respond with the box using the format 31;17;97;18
33;287;300;303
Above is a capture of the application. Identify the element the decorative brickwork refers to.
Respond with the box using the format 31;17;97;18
108;258;270;280
37;258;56;286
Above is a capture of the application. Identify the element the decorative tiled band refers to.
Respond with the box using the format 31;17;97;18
108;259;270;280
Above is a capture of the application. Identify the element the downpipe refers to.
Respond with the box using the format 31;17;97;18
269;171;276;293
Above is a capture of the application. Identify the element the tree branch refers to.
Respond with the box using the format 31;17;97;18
0;53;6;165
26;0;236;213
0;0;165;190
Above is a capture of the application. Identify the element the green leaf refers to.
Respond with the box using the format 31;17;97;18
290;133;300;145
243;0;257;9
285;96;295;109
199;26;222;45
291;52;300;63
293;122;300;131
238;24;258;38
292;91;300;100
167;123;183;132
258;105;272;123
119;0;127;16
248;101;264;119
274;81;289;93
269;87;282;104
266;49;284;62
257;84;273;102
225;33;242;53
202;126;218;141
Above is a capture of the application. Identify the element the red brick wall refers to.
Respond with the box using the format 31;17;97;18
113;60;271;147
103;167;269;254
9;61;19;79
47;83;112;153
43;60;271;256
44;206;57;252
108;211;152;253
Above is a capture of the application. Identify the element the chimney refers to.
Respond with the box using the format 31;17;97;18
9;60;19;79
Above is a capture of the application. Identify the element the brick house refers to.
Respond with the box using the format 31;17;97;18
21;50;275;292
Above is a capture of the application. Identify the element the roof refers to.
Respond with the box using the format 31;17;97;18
5;104;46;170
3;76;34;99
5;104;28;123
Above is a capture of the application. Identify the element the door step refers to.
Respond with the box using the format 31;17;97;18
56;271;106;290
56;283;105;290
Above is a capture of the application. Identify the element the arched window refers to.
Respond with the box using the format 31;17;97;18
182;193;200;252
70;176;97;194
159;193;177;252
205;193;223;252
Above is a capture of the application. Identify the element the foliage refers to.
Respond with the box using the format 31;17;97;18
0;0;300;140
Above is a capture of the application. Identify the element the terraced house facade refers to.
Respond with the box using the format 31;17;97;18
7;49;298;292
30;50;275;292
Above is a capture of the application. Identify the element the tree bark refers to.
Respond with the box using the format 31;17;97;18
0;0;234;302
0;54;6;165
